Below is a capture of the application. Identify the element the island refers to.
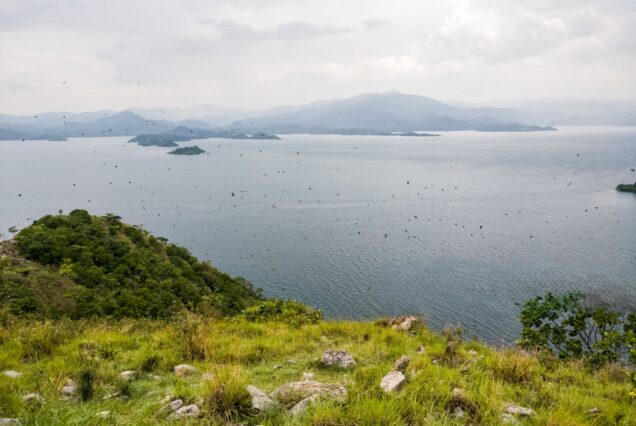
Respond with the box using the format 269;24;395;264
168;145;205;155
128;134;178;147
398;131;440;137
475;123;557;132
616;182;636;193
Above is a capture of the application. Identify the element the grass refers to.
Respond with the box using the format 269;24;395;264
0;313;634;425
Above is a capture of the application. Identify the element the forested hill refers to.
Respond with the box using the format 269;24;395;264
0;210;260;318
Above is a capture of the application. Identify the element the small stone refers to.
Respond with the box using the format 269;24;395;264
389;316;420;332
289;394;319;416
501;413;520;425
302;372;315;381
170;404;200;419
467;349;478;356
247;385;276;412
120;370;136;380
504;403;535;417
2;370;21;379
588;407;601;415
451;388;467;400
380;371;406;393
0;419;21;425
416;344;425;353
393;355;410;372
451;406;465;418
173;364;198;377
320;350;356;369
95;411;110;419
271;381;347;405
22;393;45;404
272;364;282;370
157;399;184;416
61;379;77;397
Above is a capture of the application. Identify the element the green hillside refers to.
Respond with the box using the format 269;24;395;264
0;210;259;319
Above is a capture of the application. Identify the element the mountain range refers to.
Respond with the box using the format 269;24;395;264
1;91;634;140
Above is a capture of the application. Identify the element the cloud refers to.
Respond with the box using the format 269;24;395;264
361;17;390;30
211;19;352;41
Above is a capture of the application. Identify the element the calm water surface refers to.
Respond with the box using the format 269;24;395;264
1;127;635;343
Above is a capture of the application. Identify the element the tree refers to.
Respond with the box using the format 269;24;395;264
519;292;636;368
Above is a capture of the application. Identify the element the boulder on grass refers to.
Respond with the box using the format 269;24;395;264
380;371;406;393
271;381;347;405
173;364;198;377
320;350;356;369
246;385;276;412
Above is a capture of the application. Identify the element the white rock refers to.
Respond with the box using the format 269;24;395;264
501;413;520;425
0;419;21;425
95;411;110;419
393;355;410;372
451;406;465;418
320;350;356;369
272;364;282;370
2;371;21;379
173;364;198;377
289;394;320;416
61;379;77;397
380;371;406;393
170;404;200;419
157;399;184;416
22;393;45;404
588;407;601;415
504;403;535;417
389;316;420;332
119;370;136;380
246;385;275;412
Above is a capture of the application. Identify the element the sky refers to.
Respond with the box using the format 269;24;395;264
1;0;635;114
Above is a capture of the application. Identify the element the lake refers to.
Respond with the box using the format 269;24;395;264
1;126;635;344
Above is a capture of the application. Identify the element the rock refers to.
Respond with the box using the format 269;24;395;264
289;394;320;416
588;407;601;415
451;388;467;400
467;349;478;356
0;419;21;425
120;370;136;380
61;379;77;397
416;344;425;353
272;364;282;370
22;393;45;404
302;372;315;381
504;403;535;417
451;406;465;418
389;316;420;332
95;411;110;419
501;413;520;425
393;355;410;372
157;399;184;416
320;350;356;369
380;371;406;393
271;381;347;405
2;370;21;379
246;385;275;412
173;364;198;377
170;404;200;419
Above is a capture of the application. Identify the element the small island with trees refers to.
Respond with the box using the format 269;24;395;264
168;145;205;155
616;182;636;193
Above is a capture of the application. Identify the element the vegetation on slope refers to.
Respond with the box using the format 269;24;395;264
0;210;259;319
0;312;634;425
168;146;205;155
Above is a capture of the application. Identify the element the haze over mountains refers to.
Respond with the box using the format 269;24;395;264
1;91;635;140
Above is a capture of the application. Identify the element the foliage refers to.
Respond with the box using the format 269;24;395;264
616;182;636;193
168;145;205;155
0;315;634;425
519;292;636;368
240;299;323;326
0;210;260;319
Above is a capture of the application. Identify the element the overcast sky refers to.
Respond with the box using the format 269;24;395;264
1;0;635;114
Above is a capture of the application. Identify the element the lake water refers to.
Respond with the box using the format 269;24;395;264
1;127;635;344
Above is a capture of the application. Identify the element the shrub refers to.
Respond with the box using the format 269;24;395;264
177;314;208;361
491;349;539;383
519;292;636;368
202;367;253;422
78;368;95;401
241;300;323;326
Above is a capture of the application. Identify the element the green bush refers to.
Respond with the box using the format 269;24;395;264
519;292;636;368
241;300;323;326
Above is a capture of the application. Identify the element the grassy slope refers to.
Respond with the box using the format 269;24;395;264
0;315;634;425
